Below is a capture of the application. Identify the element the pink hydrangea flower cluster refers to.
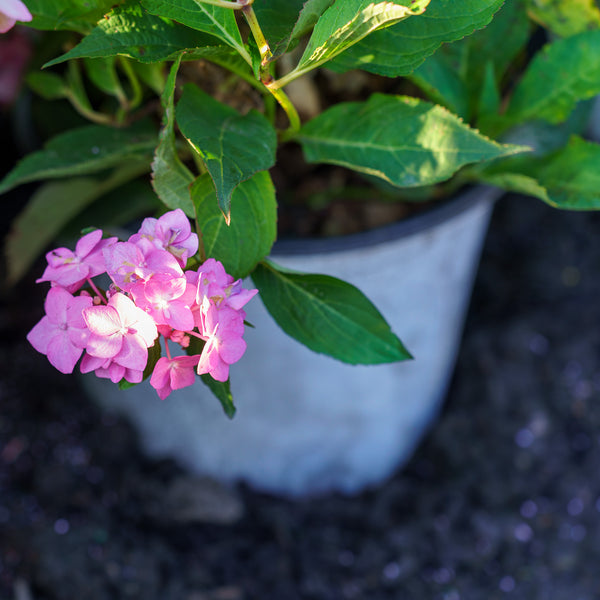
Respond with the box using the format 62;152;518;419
27;209;257;399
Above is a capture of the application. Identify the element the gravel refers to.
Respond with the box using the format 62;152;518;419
2;193;600;600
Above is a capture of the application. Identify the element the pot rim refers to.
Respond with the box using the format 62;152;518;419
272;185;501;257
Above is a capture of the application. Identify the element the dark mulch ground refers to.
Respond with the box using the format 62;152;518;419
2;193;600;600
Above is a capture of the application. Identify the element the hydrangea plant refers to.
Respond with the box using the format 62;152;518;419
2;0;600;415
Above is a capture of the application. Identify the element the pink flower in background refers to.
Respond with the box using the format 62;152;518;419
83;292;158;372
27;287;93;374
0;28;31;106
0;0;32;34
150;355;200;400
37;229;116;291
130;208;198;267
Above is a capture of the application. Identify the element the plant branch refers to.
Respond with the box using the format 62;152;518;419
239;1;301;135
241;2;271;68
265;82;301;137
119;57;143;111
192;0;245;9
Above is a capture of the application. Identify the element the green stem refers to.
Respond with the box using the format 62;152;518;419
240;2;301;135
65;89;114;125
268;84;301;137
207;56;265;93
119;57;143;110
66;61;115;126
193;0;244;9
241;2;271;67
270;66;307;91
86;277;108;304
264;92;276;124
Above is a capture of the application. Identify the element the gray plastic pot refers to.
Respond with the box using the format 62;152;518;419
85;185;500;497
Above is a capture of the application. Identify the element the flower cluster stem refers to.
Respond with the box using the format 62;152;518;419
86;277;107;304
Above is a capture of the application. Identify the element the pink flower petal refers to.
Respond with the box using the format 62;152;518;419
146;249;183;278
150;357;171;390
114;334;148;371
209;358;229;382
26;316;54;354
1;0;32;21
44;287;71;324
170;361;196;390
86;332;122;359
46;331;83;374
165;301;194;332
83;305;122;337
0;14;16;33
154;385;172;400
80;353;109;374
219;337;246;365
67;294;94;329
68;326;90;349
107;362;126;383
124;368;143;384
131;312;159;348
226;285;258;310
74;229;103;258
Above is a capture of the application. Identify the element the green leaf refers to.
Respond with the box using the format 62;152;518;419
476;61;502;133
409;52;469;119
143;339;163;381
130;61;166;95
118;379;137;390
24;0;118;33
291;0;337;42
293;0;429;78
26;72;68;100
505;30;600;125
526;0;600;37
499;99;593;157
0;121;157;194
5;178;105;286
330;0;504;76
428;0;530;122
478;137;600;210
251;260;412;365
528;137;600;210
251;0;304;58
141;0;249;60
476;171;551;204
191;171;277;279
152;55;195;217
84;57;125;99
65;60;95;114
44;1;224;67
175;84;277;221
4;161;150;285
200;375;235;419
63;179;162;236
297;94;528;188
